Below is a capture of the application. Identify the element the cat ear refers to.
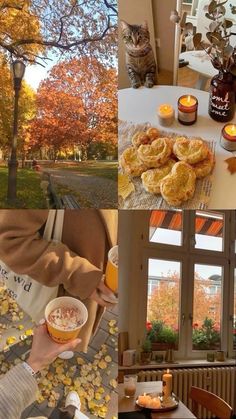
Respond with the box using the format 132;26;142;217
141;21;148;30
120;20;129;31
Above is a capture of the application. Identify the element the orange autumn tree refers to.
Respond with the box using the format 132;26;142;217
147;271;221;330
28;57;117;159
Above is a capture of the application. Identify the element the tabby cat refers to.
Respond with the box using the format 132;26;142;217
120;20;157;88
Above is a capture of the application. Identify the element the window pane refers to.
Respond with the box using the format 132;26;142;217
234;270;236;351
194;211;224;252
192;264;222;350
149;210;182;246
147;259;180;350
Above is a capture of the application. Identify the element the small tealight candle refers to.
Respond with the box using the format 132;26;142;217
221;124;236;151
162;369;173;399
157;104;175;127
178;95;198;125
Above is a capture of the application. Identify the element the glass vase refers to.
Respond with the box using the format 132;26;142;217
208;71;235;122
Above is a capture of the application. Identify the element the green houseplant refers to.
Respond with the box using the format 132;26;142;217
140;337;152;364
147;320;178;350
192;317;221;350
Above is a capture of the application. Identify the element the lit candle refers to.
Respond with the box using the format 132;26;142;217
178;95;198;125
221;124;236;151
162;369;172;399
157;104;175;127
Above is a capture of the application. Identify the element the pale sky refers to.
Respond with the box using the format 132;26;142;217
24;52;56;90
149;229;223;279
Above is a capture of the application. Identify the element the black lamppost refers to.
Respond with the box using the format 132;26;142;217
7;60;26;202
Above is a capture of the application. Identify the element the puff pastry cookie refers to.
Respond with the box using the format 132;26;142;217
146;127;160;141
192;151;215;178
132;131;150;148
160;161;196;206
141;159;176;194
173;137;208;164
138;138;173;168
120;146;148;177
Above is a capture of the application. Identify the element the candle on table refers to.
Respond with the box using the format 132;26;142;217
178;95;198;126
162;369;173;399
221;124;236;151
157;104;175;127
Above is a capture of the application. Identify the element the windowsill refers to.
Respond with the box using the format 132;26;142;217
119;358;236;370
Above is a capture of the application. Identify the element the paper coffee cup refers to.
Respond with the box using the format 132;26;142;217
105;245;118;293
45;296;88;344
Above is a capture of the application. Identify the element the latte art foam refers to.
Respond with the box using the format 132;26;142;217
48;306;83;330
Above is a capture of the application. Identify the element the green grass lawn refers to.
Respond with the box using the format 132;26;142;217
0;167;46;208
42;160;118;181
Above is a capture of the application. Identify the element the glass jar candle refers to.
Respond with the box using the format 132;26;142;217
178;95;198;125
220;124;236;151
157;104;175;127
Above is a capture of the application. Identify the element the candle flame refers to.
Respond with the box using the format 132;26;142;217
187;95;191;104
231;125;236;135
144;392;146;396
164;105;168;111
167;369;170;373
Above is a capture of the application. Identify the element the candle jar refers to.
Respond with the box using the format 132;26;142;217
178;95;198;125
216;351;225;362
209;71;235;122
220;124;236;151
207;352;215;362
157;104;175;127
124;375;137;398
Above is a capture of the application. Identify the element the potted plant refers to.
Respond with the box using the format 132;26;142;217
147;320;178;351
192;317;221;350
140;338;152;364
172;0;236;122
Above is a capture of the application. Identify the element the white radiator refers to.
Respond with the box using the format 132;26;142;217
138;367;236;418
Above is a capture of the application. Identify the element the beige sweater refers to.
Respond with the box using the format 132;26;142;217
0;363;38;419
0;210;117;351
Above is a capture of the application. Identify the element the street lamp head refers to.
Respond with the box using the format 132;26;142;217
12;60;26;81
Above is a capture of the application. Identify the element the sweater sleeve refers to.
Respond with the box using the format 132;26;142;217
0;210;103;300
0;363;38;419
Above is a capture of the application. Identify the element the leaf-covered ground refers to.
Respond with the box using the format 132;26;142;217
0;168;46;208
43;161;118;181
0;285;118;418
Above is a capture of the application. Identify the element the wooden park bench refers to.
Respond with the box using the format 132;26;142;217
61;195;80;209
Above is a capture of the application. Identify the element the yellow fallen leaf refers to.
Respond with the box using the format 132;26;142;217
25;329;33;336
6;336;17;345
77;357;85;365
109;379;117;389
118;173;135;200
105;355;112;363
17;325;24;330
0;300;9;315
98;360;107;369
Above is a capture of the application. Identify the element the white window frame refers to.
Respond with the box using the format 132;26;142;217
133;210;236;360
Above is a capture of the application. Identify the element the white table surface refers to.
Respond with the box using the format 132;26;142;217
119;86;236;209
179;51;216;79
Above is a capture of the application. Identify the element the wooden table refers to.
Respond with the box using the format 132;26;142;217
119;86;236;209
118;381;196;419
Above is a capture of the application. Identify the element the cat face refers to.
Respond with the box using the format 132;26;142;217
120;21;150;51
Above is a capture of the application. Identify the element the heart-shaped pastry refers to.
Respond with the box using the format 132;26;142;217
192;150;215;178
173;137;208;164
138;138;173;168
160;161;196;206
120;146;148;177
141;159;176;194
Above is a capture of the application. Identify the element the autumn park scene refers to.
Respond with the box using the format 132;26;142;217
0;0;118;208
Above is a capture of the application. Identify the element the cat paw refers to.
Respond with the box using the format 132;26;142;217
145;80;154;88
132;82;141;89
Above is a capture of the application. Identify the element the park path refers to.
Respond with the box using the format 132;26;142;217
43;168;117;208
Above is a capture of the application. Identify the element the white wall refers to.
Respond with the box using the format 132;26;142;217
152;0;176;75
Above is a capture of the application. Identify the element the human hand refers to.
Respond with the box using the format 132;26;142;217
27;324;81;373
90;277;117;307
